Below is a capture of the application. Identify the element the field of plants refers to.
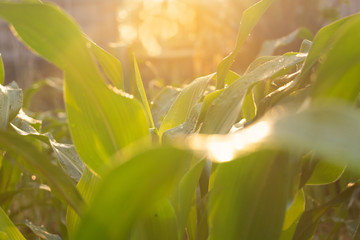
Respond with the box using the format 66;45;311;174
1;0;360;239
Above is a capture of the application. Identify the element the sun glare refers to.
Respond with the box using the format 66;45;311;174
118;0;196;56
190;121;271;163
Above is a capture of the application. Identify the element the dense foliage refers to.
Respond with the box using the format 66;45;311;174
0;0;360;239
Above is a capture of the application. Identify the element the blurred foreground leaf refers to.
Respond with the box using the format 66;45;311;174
0;207;25;240
209;150;289;240
74;146;192;240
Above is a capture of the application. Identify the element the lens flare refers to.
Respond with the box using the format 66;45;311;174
190;121;271;163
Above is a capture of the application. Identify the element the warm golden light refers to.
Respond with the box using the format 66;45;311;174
190;121;271;163
118;0;196;56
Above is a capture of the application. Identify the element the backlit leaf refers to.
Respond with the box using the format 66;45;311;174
159;74;214;137
201;53;306;134
0;2;150;174
0;207;25;240
74;146;192;240
216;0;275;89
0;129;84;215
208;150;289;240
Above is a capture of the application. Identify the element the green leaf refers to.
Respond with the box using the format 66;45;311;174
0;54;4;85
0;2;150;174
282;190;305;231
24;219;61;240
306;160;345;185
0;207;25;240
292;183;358;240
89;42;124;90
73;146;192;240
177;160;205;240
66;167;101;238
298;13;360;83
133;54;154;128
48;138;85;183
162;103;202;143
151;86;181;129
311;14;360;102
216;0;275;89
159;74;214;137
201;53;306;134
131;200;178;240
208;150;289;240
0;82;22;129
258;28;313;57
0;129;84;215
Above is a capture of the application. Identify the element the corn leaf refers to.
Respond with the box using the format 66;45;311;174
89;42;124;90
282;190;305;231
73;146;192;240
24;219;61;240
306;160;345;185
48;138;85;183
216;0;275;89
298;13;360;82
258;27;313;57
151;86;181;129
0;2;150;174
0;82;22;129
0;207;25;240
0;54;4;85
208;150;289;240
66;167;101;238
177;160;205;239
0;129;84;215
311;14;360;102
201;53;306;134
191;103;360;172
159;74;214;137
133;54;154;128
130;199;178;240
293;183;358;240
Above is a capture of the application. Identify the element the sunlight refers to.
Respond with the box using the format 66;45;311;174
118;0;196;56
190;121;271;163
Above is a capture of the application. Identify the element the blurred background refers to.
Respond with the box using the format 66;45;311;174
0;0;360;109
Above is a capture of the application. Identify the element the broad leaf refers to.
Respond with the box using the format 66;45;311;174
282;190;305;231
0;54;4;85
130;200;178;240
258;28;313;57
298;13;360;83
0;2;150;174
177;160;205;240
0;207;25;240
208;150;289;240
66;167;100;238
216;0;275;89
133;54;154;128
151;86;181;129
191;103;360;172
0;129;84;215
201;53;306;134
24;219;61;240
293;183;358;240
311;14;360;102
0;82;22;129
48;138;85;183
306;160;345;185
159;74;214;137
90;42;124;90
74;146;192;240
